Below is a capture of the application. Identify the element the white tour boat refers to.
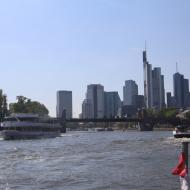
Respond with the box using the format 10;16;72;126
0;113;62;140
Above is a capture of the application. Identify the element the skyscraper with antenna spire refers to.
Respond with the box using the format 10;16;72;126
143;46;166;109
143;48;153;108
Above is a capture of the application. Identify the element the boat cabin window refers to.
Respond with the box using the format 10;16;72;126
17;117;39;122
4;117;18;122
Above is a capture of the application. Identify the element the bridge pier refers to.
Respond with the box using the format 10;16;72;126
60;110;67;133
138;122;154;131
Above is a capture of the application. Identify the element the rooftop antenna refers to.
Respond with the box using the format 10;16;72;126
176;62;178;73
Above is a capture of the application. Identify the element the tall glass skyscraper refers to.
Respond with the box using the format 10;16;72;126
56;90;72;119
123;80;138;106
173;72;189;108
143;50;165;109
143;50;153;108
104;91;121;118
82;84;104;118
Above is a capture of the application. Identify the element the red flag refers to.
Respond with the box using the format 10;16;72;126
172;153;187;177
172;152;189;190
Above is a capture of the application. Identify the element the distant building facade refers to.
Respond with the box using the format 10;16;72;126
166;92;177;108
173;72;190;108
152;68;165;109
184;93;190;107
82;84;104;118
56;90;72;119
143;50;153;108
123;80;138;106
104;91;121;118
173;73;184;108
166;72;190;108
143;50;165;109
82;99;92;118
132;95;145;109
121;105;137;118
161;75;166;108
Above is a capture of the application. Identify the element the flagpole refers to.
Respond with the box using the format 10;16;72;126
182;142;189;173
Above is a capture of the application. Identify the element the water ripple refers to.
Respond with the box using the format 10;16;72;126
0;131;181;190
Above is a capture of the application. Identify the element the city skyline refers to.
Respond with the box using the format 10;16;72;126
0;0;190;116
3;47;190;117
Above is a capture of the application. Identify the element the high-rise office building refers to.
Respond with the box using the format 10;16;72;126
152;68;166;109
173;72;184;108
173;72;189;108
56;90;72;119
143;50;153;108
132;95;145;109
166;92;176;108
143;50;165;109
166;92;172;108
104;91;121;118
184;79;190;107
123;80;138;106
184;79;189;100
152;67;162;109
161;75;166;108
82;99;92;118
83;84;104;118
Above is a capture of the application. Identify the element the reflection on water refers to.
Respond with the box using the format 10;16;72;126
0;131;183;190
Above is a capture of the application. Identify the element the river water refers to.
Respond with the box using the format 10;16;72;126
0;131;184;190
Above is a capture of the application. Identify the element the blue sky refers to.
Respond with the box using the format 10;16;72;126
0;0;190;116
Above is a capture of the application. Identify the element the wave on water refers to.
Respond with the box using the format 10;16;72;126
5;183;10;190
24;155;45;163
0;131;183;190
61;133;78;137
163;136;190;145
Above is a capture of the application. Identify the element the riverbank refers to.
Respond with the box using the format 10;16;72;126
154;127;174;131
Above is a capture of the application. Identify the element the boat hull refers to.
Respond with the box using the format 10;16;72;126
173;132;190;138
1;130;61;140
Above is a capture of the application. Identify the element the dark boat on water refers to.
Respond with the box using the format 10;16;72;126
173;125;190;138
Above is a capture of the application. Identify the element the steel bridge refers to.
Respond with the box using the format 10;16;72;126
54;110;190;133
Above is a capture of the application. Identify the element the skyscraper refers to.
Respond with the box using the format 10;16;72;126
173;72;184;108
152;67;162;109
143;50;153;108
82;99;92;118
143;50;165;109
123;80;138;106
152;68;166;109
132;95;145;109
83;84;104;118
161;75;166;108
184;79;189;98
166;92;176;108
104;91;121;118
56;90;72;119
173;72;189;108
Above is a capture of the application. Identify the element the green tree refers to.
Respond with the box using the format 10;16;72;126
139;108;178;120
158;108;178;119
143;108;158;118
2;95;8;119
0;90;8;121
9;96;49;116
